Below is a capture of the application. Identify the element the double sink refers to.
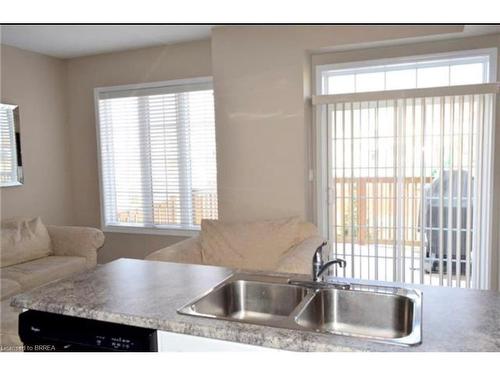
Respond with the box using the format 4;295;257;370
178;273;422;346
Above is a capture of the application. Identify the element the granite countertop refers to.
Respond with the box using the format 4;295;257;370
11;258;500;351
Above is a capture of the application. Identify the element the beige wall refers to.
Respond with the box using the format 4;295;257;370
0;45;73;225
65;40;212;263
210;25;464;223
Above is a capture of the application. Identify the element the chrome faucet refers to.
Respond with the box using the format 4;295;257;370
312;241;346;282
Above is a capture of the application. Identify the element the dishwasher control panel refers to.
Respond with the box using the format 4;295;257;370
19;310;158;352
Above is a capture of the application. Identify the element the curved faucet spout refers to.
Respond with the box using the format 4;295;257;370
312;241;346;282
317;259;346;279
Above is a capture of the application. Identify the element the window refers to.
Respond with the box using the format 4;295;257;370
317;50;494;95
314;49;497;289
95;78;218;234
0;103;21;186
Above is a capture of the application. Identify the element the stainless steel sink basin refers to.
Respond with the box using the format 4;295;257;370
179;279;308;325
294;287;420;345
178;273;422;346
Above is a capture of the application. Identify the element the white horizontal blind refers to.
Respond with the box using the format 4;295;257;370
96;80;218;231
0;104;19;185
323;92;494;289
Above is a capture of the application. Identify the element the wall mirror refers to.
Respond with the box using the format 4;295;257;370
0;103;23;187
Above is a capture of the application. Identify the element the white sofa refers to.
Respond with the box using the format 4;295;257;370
146;217;324;275
0;217;105;348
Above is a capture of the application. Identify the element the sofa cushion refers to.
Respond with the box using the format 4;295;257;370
1;217;53;268
276;235;325;274
297;221;319;242
0;278;22;301
200;217;302;271
1;256;87;291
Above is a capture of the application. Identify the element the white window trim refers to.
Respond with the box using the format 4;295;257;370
94;76;214;237
313;49;498;289
103;225;199;237
315;48;498;96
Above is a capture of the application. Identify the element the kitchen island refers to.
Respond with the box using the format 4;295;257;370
10;258;500;351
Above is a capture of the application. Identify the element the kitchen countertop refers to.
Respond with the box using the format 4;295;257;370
10;258;500;351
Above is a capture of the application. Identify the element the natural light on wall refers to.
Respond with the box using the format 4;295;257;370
95;78;218;233
314;50;497;289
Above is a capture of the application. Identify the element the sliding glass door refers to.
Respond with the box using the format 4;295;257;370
320;93;494;289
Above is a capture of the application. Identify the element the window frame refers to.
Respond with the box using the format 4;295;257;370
94;76;216;237
315;48;498;96
0;103;22;187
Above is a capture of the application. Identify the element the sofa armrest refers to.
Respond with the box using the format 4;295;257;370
275;235;325;275
47;225;105;268
145;236;203;265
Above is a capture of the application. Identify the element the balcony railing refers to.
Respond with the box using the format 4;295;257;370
116;190;218;226
333;176;433;246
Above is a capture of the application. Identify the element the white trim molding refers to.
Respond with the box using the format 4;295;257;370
104;225;199;237
313;83;500;105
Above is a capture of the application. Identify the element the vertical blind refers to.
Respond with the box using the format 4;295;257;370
320;90;495;289
0;104;19;185
96;80;218;231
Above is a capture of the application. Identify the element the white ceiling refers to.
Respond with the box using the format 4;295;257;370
0;25;214;58
1;25;500;60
